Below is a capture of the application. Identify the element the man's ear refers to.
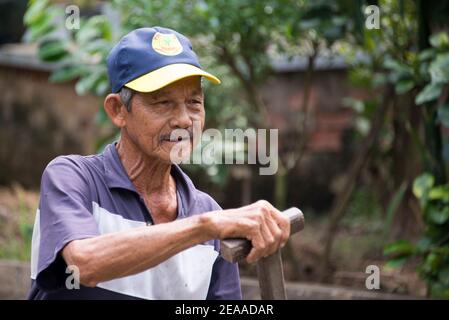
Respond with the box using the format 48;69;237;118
104;93;127;128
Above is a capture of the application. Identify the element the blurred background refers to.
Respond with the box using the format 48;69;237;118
1;0;449;299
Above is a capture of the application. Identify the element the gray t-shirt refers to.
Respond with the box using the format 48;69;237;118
28;143;241;300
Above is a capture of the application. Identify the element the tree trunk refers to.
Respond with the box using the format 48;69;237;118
391;93;423;240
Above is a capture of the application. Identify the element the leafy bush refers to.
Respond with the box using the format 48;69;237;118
385;173;449;298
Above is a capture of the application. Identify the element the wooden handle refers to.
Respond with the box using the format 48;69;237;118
220;207;304;263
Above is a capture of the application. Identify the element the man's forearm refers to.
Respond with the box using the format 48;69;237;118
62;214;214;287
62;200;290;287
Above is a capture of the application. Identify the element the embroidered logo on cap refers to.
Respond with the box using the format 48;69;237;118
152;32;183;56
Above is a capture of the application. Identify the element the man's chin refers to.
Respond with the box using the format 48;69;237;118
163;141;192;164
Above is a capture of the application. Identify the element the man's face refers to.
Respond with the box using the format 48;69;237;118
123;76;204;163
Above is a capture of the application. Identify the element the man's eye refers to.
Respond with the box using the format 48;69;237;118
157;100;170;105
190;100;202;104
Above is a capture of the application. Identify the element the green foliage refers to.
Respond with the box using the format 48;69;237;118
414;33;449;106
385;173;449;298
337;1;449;297
24;0;115;97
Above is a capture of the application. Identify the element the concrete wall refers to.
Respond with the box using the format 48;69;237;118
0;52;100;188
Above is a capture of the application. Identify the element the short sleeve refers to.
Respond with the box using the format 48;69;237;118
33;156;100;291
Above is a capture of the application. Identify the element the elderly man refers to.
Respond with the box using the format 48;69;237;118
28;27;290;300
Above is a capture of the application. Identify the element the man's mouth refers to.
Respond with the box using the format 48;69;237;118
161;134;192;143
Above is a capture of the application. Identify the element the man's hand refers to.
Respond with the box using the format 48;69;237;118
201;200;291;264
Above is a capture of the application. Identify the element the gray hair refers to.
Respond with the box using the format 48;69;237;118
119;87;135;112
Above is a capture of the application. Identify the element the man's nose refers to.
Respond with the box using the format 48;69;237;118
170;104;193;128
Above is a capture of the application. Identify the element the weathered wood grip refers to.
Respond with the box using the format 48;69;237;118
220;207;304;263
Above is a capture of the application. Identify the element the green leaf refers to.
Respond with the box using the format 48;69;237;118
82;39;109;55
94;78;110;96
49;65;87;83
384;58;413;83
384;240;415;256
384;58;412;75
385;256;409;268
395;79;415;94
29;24;54;43
418;48;436;62
413;173;435;199
76;16;113;44
75;70;105;96
24;0;49;26
429;185;449;201
419;62;431;81
429;32;449;50
38;40;68;62
76;25;100;44
415;83;443;105
342;97;364;112
428;206;449;225
429;53;449;84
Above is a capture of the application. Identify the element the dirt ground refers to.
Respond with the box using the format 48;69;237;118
0;185;427;298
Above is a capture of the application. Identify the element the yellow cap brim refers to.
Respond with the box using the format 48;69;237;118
124;63;221;93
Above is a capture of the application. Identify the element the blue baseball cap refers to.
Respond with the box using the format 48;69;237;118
107;26;221;93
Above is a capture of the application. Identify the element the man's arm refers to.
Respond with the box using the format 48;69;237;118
62;200;290;287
